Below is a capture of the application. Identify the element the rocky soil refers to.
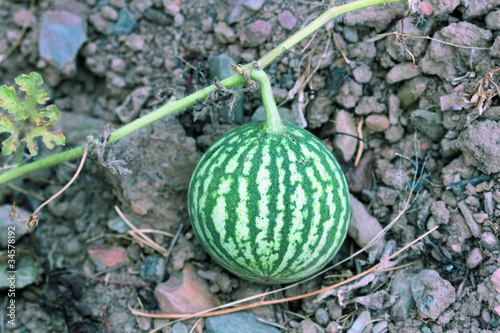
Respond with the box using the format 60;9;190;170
1;0;500;332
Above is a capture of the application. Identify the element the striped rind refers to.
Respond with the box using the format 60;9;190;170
188;121;351;284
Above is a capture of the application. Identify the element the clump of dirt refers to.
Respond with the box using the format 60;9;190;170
1;0;500;332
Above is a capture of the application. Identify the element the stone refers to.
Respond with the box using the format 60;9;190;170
172;322;188;333
355;96;385;115
240;20;272;47
243;0;266;11
481;232;500;251
315;308;329;326
0;204;32;249
278;10;297;30
426;0;460;16
326;66;349;96
100;6;119;21
347;311;372;333
345;4;406;31
491;268;500;294
352;64;372;83
140;256;166;283
466;248;484;270
485;10;500;30
462;0;500;19
332;110;357;162
306;95;335;129
386;62;420;84
155;263;221;314
390;270;416;320
111;8;136;36
397;76;429;108
326;321;341;333
299;319;316;333
162;0;180;16
348;195;386;259
62;238;83;257
214;21;237;43
492;36;500;58
87;246;128;270
456;120;500;174
116;86;152;123
365;115;390;132
39;11;87;71
335;79;363;108
144;8;172;25
205;311;280;333
342;26;358;43
345;151;374;193
385;125;404;143
411;270;456;320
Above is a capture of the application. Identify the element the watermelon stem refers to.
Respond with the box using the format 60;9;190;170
250;69;286;135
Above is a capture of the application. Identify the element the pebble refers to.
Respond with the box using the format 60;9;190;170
385;125;404;142
0;255;38;289
352;64;372;83
410;109;446;141
140;256;166;283
13;9;34;28
386;62;421;84
100;5;118;21
144;8;172;25
278;10;297;30
335;79;362;108
112;8;136;36
315;308;330;326
243;0;266;11
411;270;456;320
214;21;237;43
62;238;83;257
299;319;316;333
372;321;388;333
466;248;484;269
355;96;385;115
0;205;31;249
365;114;390;132
109;0;126;9
326;299;342;320
342;26;358;43
205;311;280;333
173;13;184;26
345;150;374;193
240;20;272;47
326;321;341;333
492;36;500;58
130;0;152;14
346;310;371;333
491;268;500;294
349;195;386;259
172;322;189;333
332;110;357;162
326;66;349;96
87;246;129;270
307;95;335;128
162;0;180;16
397;76;429;108
154;263;221;314
481;232;500;251
110;57;127;73
39;11;87;70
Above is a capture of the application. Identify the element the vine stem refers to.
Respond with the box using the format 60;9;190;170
0;0;406;185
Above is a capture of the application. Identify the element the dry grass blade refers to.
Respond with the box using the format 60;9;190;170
115;206;169;257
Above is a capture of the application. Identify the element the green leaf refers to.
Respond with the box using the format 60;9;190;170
15;72;50;125
0;116;20;155
23;121;65;156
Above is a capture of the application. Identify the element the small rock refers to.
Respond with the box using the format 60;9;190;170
492;36;500;58
172;322;189;333
386;62;420;84
372;321;388;333
463;0;500;19
141;256;166;283
299;318;316;333
205;311;280;333
430;201;450;225
347;310;372;333
326;321;341;333
111;8;137;36
174;13;184;26
100;5;118;21
109;0;127;8
116;86;152;123
326;299;342;320
410;109;446;141
0;255;38;290
385;125;404;143
243;0;266;11
315;308;329;326
481;232;500;251
342;26;358;43
491;268;500;294
332;110;357;162
326;67;349;96
345;4;405;31
352;64;372;83
440;93;469;111
397;76;429;108
345;150;374;193
144;8;172;25
0;205;31;249
306;95;335;129
411;270;456;320
155;263;220;314
390;271;415;320
456;120;500;174
348;195;386;259
110;57;127;73
365;114;390;132
87;246;128;270
124;34;145;51
162;0;180;16
377;186;399;206
240;20;272;47
252;106;306;128
335;78;363;108
278;10;297;30
130;0;152;14
62;238;83;257
13;9;35;28
355;96;385;115
466;248;484;270
214;21;236;43
426;0;460;16
39;11;87;70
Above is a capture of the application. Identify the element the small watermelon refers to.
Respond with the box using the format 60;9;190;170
188;69;350;284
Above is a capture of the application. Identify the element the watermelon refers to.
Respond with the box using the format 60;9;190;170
188;119;351;284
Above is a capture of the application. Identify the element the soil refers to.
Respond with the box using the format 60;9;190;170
1;0;500;332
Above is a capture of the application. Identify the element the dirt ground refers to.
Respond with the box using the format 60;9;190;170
1;0;500;332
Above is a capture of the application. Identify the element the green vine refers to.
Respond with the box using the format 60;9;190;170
0;0;407;185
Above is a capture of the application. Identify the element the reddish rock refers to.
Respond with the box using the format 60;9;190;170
278;10;297;30
155;263;221;314
240;20;271;47
87;246;128;269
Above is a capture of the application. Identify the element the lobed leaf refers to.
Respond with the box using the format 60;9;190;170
0;116;20;155
23;121;66;156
